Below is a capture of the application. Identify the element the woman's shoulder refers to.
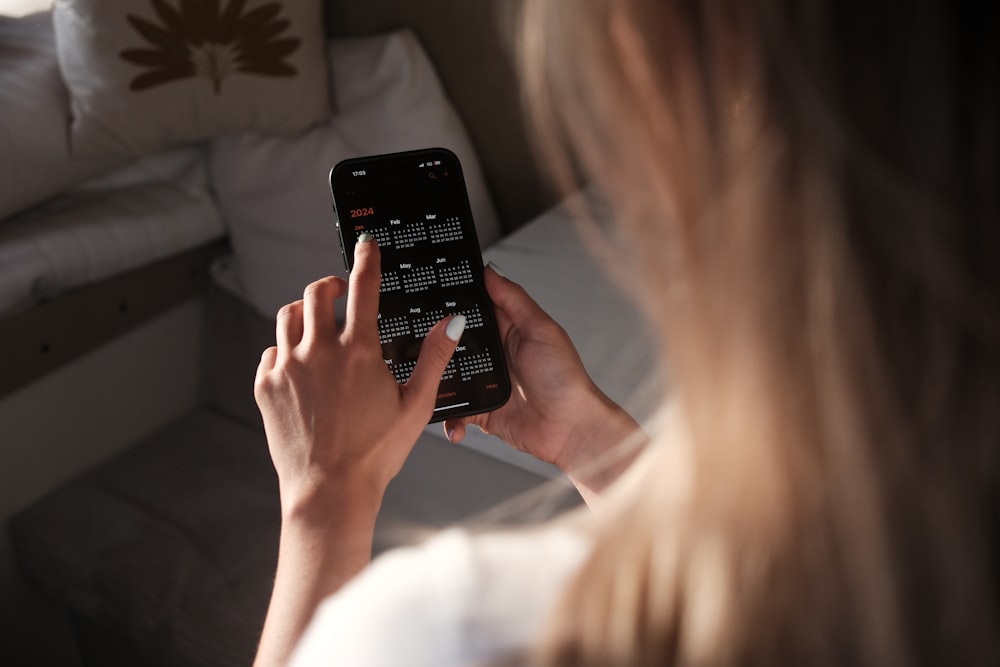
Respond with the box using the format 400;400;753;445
290;524;592;667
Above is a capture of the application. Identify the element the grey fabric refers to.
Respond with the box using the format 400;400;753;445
9;405;557;667
198;281;276;430
10;284;561;666
10;408;279;667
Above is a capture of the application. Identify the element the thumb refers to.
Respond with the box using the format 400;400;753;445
403;315;467;414
442;413;491;443
485;264;550;332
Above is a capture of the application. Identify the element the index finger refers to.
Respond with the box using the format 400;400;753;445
344;233;382;340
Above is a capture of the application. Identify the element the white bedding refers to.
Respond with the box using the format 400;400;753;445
0;154;225;317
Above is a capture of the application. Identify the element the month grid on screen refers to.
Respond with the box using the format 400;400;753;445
459;305;484;329
393;222;428;249
390;359;418;384
441;360;457;381
378;315;411;344
458;352;494;381
411;309;445;338
380;271;402;293
430;216;464;244
438;260;474;288
365;227;393;247
403;265;437;293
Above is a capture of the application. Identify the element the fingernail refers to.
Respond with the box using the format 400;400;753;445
486;261;507;279
358;232;374;243
445;314;467;341
446;426;456;442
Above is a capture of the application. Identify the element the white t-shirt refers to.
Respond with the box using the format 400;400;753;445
290;525;592;666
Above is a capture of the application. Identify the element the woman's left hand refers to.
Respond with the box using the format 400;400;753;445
254;234;465;513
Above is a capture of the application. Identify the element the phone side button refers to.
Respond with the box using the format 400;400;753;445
335;224;350;271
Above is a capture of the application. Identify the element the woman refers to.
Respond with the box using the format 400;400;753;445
254;0;1000;664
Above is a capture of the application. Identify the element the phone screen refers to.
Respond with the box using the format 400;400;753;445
329;148;511;423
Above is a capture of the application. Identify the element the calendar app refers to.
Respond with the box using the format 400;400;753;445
330;148;511;423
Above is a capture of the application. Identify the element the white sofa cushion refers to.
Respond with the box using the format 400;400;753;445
0;12;123;221
0;154;224;317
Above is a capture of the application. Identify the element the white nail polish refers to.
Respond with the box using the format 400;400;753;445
445;314;467;341
358;232;373;243
486;261;507;279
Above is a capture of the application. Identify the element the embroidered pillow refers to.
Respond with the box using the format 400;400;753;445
53;0;330;158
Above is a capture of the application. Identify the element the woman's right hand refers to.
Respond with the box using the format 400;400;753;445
444;265;644;500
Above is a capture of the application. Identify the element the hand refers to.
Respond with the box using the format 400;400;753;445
254;235;465;665
254;235;465;513
253;235;467;667
444;265;644;500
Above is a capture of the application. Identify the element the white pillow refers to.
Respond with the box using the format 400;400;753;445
0;12;122;221
209;30;502;319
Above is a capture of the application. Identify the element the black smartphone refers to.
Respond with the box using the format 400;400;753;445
329;148;511;423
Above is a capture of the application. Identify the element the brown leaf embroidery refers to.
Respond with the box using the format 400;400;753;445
119;0;301;94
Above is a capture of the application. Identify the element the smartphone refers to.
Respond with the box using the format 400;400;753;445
329;148;511;423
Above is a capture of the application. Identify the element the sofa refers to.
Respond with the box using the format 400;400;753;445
2;2;665;665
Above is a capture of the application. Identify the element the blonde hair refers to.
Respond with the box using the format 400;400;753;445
519;0;1000;664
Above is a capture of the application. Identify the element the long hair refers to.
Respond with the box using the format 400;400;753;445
519;0;1000;664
